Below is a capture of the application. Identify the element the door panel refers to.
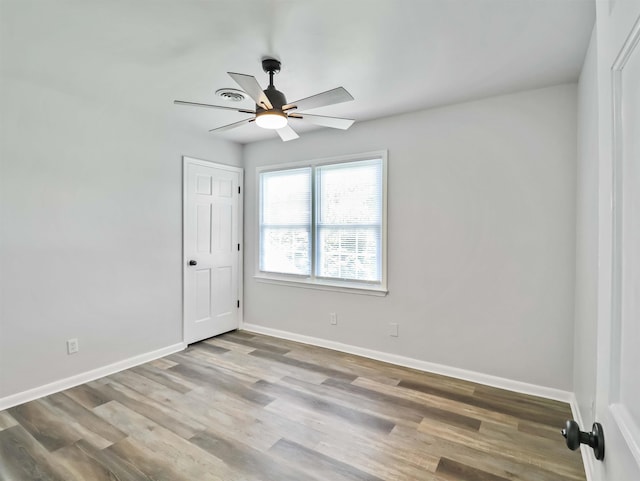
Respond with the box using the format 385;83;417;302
213;203;233;252
195;269;212;321
184;159;242;344
197;174;212;195
212;266;233;318
196;204;212;253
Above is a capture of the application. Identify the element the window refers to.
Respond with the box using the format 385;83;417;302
257;152;387;294
259;167;312;276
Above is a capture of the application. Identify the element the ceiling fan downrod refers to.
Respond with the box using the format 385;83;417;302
262;58;281;88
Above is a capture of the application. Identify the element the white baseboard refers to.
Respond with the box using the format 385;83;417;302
569;393;597;481
0;342;186;411
242;323;573;403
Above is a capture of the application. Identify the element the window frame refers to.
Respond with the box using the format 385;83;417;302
255;150;388;296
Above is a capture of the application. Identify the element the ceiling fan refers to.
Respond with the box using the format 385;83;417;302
174;58;355;141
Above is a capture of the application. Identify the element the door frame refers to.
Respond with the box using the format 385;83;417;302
182;156;244;345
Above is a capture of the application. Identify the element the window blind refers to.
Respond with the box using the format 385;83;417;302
316;159;382;282
259;167;312;275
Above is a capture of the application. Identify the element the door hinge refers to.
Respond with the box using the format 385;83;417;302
237;243;240;251
237;300;240;308
238;186;241;194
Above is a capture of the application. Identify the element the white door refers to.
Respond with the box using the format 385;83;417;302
594;2;640;480
184;157;242;344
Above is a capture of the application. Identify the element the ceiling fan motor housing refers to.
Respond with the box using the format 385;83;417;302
257;86;287;113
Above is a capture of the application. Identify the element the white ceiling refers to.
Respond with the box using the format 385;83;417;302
2;0;595;144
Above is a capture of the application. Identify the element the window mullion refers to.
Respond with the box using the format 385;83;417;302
311;166;317;280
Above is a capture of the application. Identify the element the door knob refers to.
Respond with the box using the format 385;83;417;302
188;260;197;266
562;419;605;461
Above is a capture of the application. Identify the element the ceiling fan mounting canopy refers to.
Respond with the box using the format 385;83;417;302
261;58;281;75
174;57;355;141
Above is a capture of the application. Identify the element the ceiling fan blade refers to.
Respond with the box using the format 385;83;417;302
283;87;353;112
289;113;354;130
174;100;255;114
228;72;273;110
276;124;299;142
209;117;255;133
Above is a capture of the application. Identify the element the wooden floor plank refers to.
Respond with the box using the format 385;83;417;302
67;439;154;481
147;357;178;370
417;418;581;480
62;384;112;410
254;379;396;434
270;438;386;481
313;432;441;481
45;392;126;445
50;442;142;481
130;363;198;394
225;347;332;385
250;349;359;381
94;401;238;481
107;437;200;481
170;362;275;407
518;419;566;441
322;376;481;431
190;429;318;481
0;410;17;431
392;423;581;481
0;425;64;481
253;404;327;449
436;457;510;481
285;376;425;426
94;381;206;439
0;331;585;481
220;332;292;354
7;399;83;451
353;376;520;428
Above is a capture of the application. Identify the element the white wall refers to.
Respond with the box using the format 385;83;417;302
573;26;599;426
244;84;577;391
0;61;241;399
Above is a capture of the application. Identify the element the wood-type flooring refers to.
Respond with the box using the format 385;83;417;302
0;330;586;481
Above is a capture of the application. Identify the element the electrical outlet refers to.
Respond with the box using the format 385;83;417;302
67;338;79;354
329;312;337;325
389;323;399;337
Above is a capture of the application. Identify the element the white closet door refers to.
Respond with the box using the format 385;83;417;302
184;158;242;344
593;3;640;480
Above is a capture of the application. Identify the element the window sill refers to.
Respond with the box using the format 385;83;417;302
253;275;388;297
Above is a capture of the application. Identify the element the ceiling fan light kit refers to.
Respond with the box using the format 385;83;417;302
255;110;288;129
174;58;355;141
